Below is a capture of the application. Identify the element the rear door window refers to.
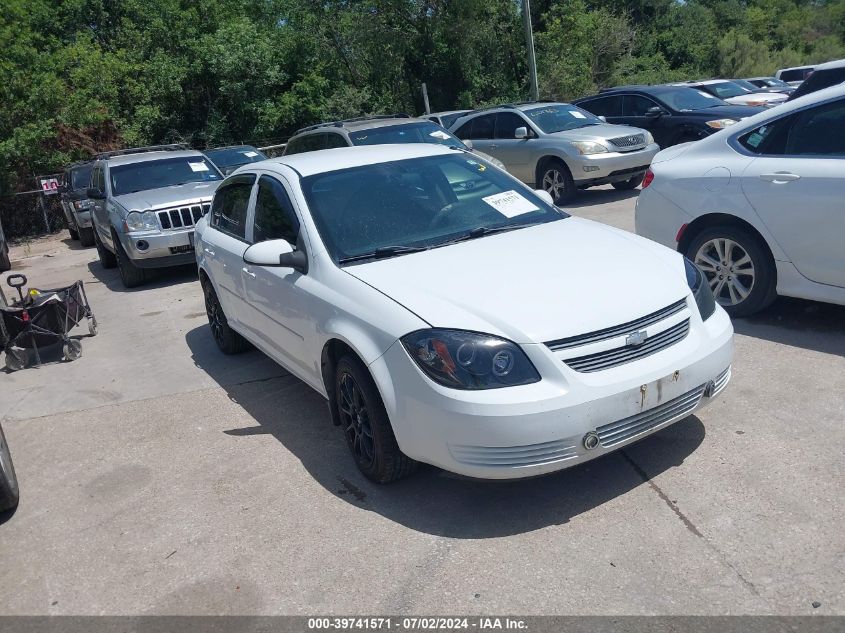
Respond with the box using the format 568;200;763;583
579;96;622;117
209;174;256;240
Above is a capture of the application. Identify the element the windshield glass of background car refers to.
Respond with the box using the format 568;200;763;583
71;164;93;191
706;82;750;98
524;105;602;132
110;157;222;196
658;88;725;111
301;154;567;263
348;122;466;149
205;147;265;169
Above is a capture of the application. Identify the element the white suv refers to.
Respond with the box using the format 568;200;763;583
196;145;732;483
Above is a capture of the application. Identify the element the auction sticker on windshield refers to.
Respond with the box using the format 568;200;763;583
188;162;209;172
482;190;539;218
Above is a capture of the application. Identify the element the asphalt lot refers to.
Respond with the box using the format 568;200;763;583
0;185;843;615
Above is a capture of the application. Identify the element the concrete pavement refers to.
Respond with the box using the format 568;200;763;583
0;187;842;615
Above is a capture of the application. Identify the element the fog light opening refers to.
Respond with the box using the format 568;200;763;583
583;431;600;450
136;240;149;251
704;380;716;398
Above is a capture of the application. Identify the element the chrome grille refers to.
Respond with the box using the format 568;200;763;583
449;439;578;468
564;319;690;373
608;133;645;149
547;299;687;351
709;366;731;397
156;203;210;230
597;384;706;448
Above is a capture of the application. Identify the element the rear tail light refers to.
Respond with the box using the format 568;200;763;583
642;168;654;189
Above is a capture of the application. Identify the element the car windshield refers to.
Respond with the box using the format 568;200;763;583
70;164;93;191
702;81;751;98
300;153;567;264
524;104;603;132
658;87;726;111
732;79;759;92
205;147;266;170
348;122;467;149
110;156;222;196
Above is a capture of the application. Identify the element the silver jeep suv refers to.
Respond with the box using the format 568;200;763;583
450;102;660;203
88;145;223;288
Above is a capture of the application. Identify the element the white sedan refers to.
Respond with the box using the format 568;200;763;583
636;83;845;316
196;144;733;482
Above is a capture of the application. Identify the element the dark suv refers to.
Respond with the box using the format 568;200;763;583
574;85;765;148
60;161;96;246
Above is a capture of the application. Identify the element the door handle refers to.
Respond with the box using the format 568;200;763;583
242;267;256;278
203;247;215;256
759;172;800;183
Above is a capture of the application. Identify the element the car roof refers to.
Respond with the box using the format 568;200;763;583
778;65;814;72
246;143;457;178
427;110;471;117
810;58;845;71
590;84;690;96
746;76;777;81
293;115;424;136
205;144;259;152
98;149;207;167
678;79;734;86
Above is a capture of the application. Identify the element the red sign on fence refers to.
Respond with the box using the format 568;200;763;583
39;177;60;195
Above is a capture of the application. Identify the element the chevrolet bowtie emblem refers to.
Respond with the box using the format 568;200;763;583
626;330;647;347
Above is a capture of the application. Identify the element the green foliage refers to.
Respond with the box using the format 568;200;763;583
0;0;843;224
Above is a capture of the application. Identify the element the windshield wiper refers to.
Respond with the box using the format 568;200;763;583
438;223;539;246
338;245;429;264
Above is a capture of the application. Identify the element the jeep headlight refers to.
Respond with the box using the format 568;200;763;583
685;258;716;321
570;140;608;155
125;210;158;232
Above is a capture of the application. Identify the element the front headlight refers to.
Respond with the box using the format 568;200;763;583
644;131;655;145
705;119;738;129
125;210;159;232
685;258;716;321
401;329;541;390
74;200;93;210
570;140;608;155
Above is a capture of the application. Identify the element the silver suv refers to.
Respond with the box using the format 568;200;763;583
450;102;659;203
88;145;223;288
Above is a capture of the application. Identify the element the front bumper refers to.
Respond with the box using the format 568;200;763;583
370;302;733;479
569;143;660;186
118;228;196;268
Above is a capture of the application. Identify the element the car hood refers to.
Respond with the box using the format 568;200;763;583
725;93;787;105
686;104;767;119
344;218;689;344
547;123;647;141
113;181;221;211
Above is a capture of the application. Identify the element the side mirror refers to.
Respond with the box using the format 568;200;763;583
645;106;665;118
86;188;105;200
243;239;307;273
534;189;555;206
463;140;474;150
514;126;529;140
598;115;607;122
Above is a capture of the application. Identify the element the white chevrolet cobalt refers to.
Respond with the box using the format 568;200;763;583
195;145;733;483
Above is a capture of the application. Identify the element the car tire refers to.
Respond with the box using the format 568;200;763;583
685;224;776;317
0;423;20;512
612;174;644;190
335;354;417;484
94;229;117;269
202;278;250;354
68;226;79;241
114;238;146;288
539;159;576;204
79;227;95;247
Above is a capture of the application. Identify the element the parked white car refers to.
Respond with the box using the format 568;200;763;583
635;84;845;316
675;80;789;107
196;144;733;482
